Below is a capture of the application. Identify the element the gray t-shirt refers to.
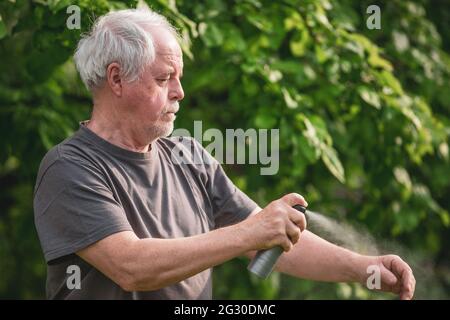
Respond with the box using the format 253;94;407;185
33;123;257;299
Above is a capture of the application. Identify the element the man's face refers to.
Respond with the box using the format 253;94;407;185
121;27;184;140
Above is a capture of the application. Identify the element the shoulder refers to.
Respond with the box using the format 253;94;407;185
34;136;105;194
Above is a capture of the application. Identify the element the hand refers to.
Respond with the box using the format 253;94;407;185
240;193;308;252
363;254;416;300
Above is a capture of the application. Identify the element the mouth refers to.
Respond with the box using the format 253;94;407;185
165;108;179;115
163;104;179;119
163;111;177;121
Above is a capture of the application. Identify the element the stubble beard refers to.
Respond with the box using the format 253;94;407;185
147;116;175;141
147;102;179;141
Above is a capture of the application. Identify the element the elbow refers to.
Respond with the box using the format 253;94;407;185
117;273;139;292
116;272;155;292
118;280;135;293
115;263;163;292
114;262;138;292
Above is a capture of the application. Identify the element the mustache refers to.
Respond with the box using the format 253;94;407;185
164;102;179;113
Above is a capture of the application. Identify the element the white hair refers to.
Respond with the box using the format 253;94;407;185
74;8;179;91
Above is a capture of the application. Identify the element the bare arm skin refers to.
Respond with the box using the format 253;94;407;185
77;193;415;299
244;206;416;300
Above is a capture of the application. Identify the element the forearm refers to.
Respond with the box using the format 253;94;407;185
246;230;368;283
275;230;369;283
127;224;250;291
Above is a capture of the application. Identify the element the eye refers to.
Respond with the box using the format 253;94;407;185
157;78;170;83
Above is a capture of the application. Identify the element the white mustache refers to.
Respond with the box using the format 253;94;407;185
164;102;179;114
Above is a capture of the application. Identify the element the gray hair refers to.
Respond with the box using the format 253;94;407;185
74;8;179;91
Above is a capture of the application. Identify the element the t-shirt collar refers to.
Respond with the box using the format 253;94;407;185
77;120;158;161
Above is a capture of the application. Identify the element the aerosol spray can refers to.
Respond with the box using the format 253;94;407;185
247;204;307;279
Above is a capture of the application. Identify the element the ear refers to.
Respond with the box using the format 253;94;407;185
106;62;123;97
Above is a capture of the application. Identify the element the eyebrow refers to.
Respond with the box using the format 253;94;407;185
156;67;183;78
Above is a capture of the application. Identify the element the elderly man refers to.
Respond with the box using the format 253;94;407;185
33;8;415;300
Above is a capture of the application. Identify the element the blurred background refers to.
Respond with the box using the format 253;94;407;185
0;0;449;299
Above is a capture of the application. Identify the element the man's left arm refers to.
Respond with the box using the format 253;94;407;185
244;207;416;300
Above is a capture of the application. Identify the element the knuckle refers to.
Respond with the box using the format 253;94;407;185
301;215;307;229
284;241;292;252
273;233;284;244
282;193;293;201
271;204;285;215
289;233;298;244
294;193;305;200
274;218;285;230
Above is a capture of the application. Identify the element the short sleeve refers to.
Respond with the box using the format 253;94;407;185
188;138;258;228
33;154;132;263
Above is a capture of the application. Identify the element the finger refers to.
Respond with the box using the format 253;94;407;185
390;256;410;279
281;239;293;252
382;281;401;295
379;269;400;294
398;265;415;300
389;256;415;299
380;267;398;287
410;276;416;299
288;207;307;231
286;221;302;245
282;193;308;208
376;258;399;293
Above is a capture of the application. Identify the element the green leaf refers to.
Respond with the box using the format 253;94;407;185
368;53;393;71
376;70;404;95
358;87;381;109
439;211;450;227
290;29;310;57
313;4;332;29
246;12;273;32
281;88;298;109
199;22;224;47
284;12;302;31
343;41;364;57
296;135;319;163
50;0;73;12
298;115;345;183
0;15;7;40
322;143;345;183
315;45;332;63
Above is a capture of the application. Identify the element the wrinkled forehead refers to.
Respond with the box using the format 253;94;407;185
150;27;183;73
151;52;183;76
155;41;183;58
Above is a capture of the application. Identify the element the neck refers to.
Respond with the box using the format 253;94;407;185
86;104;153;153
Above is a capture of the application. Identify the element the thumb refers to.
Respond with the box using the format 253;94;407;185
282;193;308;207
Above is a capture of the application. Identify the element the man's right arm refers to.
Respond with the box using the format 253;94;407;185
77;224;250;292
77;193;307;292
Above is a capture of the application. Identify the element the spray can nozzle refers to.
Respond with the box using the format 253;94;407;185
247;204;307;279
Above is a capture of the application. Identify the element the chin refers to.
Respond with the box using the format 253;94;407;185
162;124;174;137
148;122;174;139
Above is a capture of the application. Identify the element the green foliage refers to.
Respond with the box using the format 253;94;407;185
0;0;448;299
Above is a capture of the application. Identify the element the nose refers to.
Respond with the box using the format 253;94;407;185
169;78;184;102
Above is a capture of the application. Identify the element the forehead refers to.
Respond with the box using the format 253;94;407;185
154;51;183;67
151;55;183;78
150;27;183;70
